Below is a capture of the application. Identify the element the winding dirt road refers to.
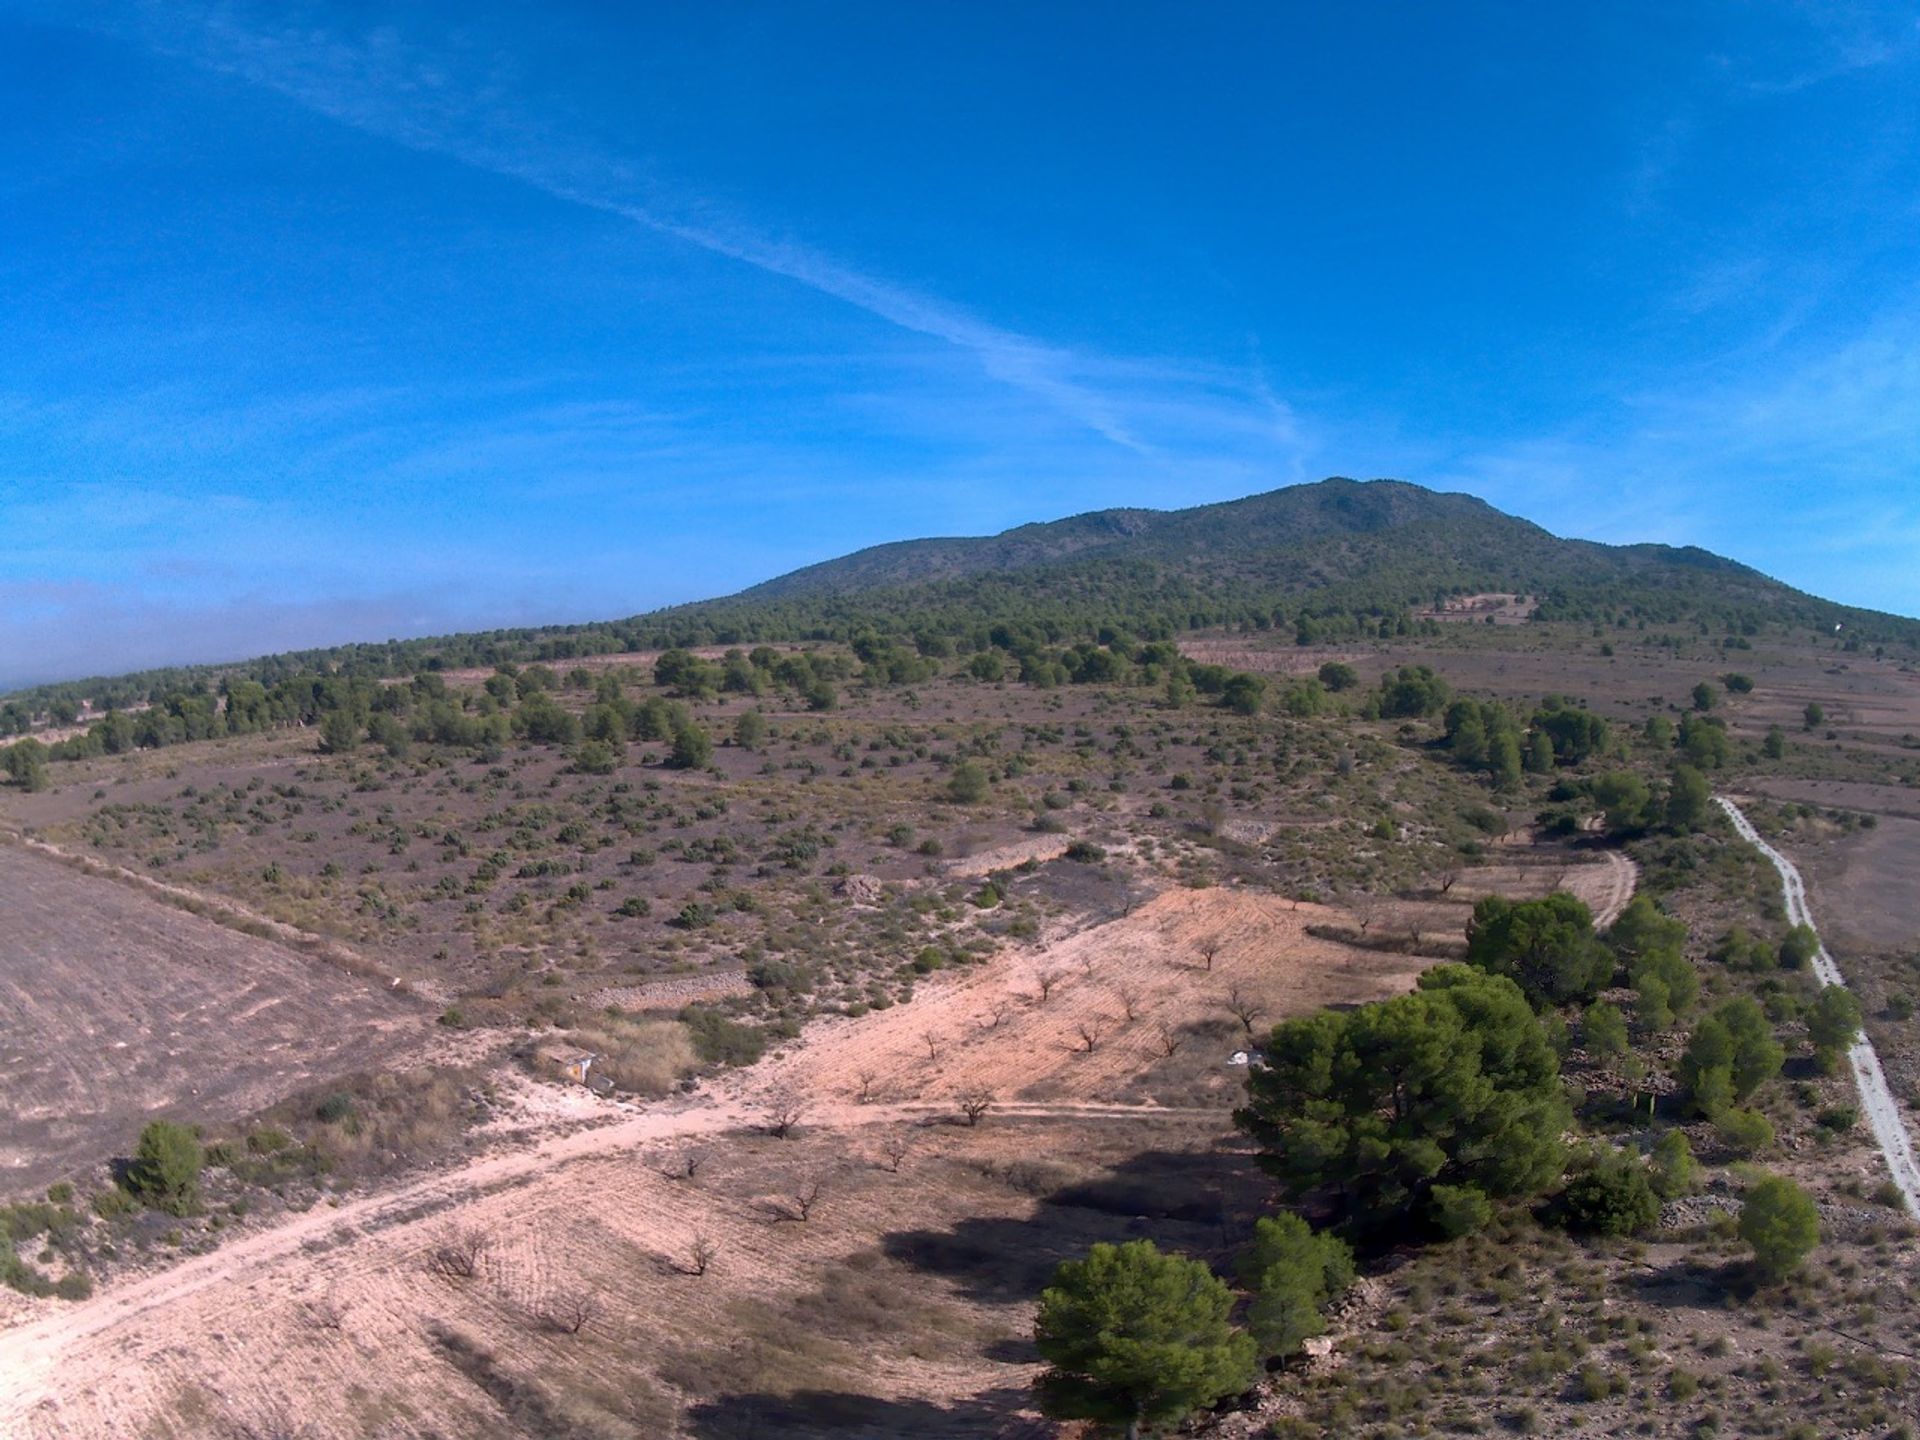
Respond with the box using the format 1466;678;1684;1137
1718;795;1920;1217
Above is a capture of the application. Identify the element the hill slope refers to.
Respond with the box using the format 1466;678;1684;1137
734;478;1761;605
4;478;1914;714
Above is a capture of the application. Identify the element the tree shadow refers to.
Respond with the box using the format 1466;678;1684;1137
1625;1255;1746;1310
881;1145;1266;1305
682;1384;1037;1440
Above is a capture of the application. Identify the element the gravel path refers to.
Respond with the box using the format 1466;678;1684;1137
1718;795;1920;1217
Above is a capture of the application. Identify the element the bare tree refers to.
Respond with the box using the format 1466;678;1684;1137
1154;1021;1186;1058
662;1144;707;1181
298;1296;344;1332
763;1089;806;1139
680;1232;718;1276
427;1228;488;1281
539;1291;599;1336
1112;982;1142;1022
979;1002;1010;1031
1223;985;1266;1038
921;1028;943;1060
780;1176;826;1222
1073;1020;1103;1054
854;1069;879;1104
1035;967;1064;1003
956;1088;996;1126
1197;937;1222;972
880;1132;912;1173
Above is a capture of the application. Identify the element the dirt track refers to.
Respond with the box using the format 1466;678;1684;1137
0;881;1427;1437
1719;796;1920;1217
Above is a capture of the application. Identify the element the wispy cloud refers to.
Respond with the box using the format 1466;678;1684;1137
1427;303;1920;614
85;1;1284;458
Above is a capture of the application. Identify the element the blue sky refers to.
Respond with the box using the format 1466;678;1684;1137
3;2;1918;687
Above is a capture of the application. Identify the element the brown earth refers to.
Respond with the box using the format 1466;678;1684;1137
0;880;1436;1439
0;841;437;1197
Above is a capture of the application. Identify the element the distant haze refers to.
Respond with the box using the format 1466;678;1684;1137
4;3;1918;685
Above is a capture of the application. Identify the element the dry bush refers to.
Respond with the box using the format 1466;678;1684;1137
426;1228;489;1280
879;1132;912;1173
537;1290;599;1335
763;1089;806;1138
297;1296;344;1331
661;1144;707;1181
769;1176;826;1222
956;1088;995;1126
300;1067;481;1175
680;1232;718;1276
557;1017;697;1096
1222;984;1266;1037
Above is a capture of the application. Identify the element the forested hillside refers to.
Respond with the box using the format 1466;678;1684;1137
5;478;1915;726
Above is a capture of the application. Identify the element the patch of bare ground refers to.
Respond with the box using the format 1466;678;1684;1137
742;885;1436;1113
0;882;1413;1439
0;842;439;1198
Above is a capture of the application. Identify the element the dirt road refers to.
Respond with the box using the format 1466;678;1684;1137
0;1085;1213;1424
1585;849;1638;929
1718;796;1920;1217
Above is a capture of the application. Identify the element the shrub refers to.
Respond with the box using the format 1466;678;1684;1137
682;1010;767;1067
1238;1213;1355;1360
126;1120;203;1216
1558;1148;1659;1236
316;1093;356;1124
1806;986;1862;1073
1739;1174;1819;1281
1649;1130;1698;1199
1714;1107;1776;1155
946;761;990;804
1430;1183;1494;1239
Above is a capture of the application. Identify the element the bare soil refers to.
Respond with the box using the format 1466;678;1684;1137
0;841;434;1197
0;881;1422;1439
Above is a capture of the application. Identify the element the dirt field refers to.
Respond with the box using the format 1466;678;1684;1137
1735;778;1920;954
0;880;1434;1439
0;842;434;1197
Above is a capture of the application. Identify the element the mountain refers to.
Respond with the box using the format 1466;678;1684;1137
4;478;1912;714
734;478;1756;603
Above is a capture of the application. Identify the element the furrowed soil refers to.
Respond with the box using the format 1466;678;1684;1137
0;881;1435;1440
0;841;435;1196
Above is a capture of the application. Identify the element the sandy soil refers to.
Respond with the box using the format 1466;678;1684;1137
0;881;1428;1439
0;843;435;1197
743;887;1432;1111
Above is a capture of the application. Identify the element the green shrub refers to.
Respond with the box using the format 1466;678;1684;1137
1739;1174;1819;1281
316;1092;356;1125
1558;1148;1659;1236
126;1120;203;1216
1649;1130;1698;1199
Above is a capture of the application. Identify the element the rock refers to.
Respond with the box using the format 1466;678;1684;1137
836;873;884;904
